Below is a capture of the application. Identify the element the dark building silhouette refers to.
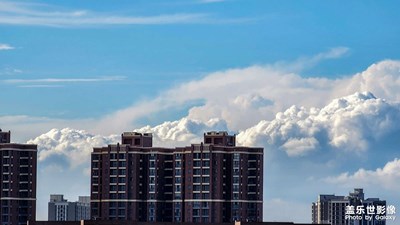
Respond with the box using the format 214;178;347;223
0;129;37;225
91;131;263;223
0;129;11;143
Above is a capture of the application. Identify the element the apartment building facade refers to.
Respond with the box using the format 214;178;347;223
312;188;386;225
0;129;37;225
48;195;90;221
91;131;263;223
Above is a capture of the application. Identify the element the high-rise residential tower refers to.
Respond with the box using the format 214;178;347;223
48;195;90;221
90;131;263;223
312;188;386;225
0;129;37;225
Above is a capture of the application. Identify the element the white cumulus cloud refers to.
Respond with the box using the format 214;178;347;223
92;58;400;135
237;92;400;156
325;158;400;191
5;52;400;141
28;128;119;167
135;117;228;147
28;118;228;167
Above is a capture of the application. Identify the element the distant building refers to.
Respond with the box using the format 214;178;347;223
76;196;91;221
48;195;90;221
0;129;37;225
312;188;386;225
91;131;263;223
0;129;11;143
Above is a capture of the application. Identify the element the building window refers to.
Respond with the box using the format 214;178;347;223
118;161;126;167
118;193;125;199
118;169;126;175
193;209;200;216
193;177;201;183
194;169;201;175
110;185;117;191
193;185;201;191
110;194;117;199
202;185;210;191
118;185;126;191
175;192;181;199
109;209;117;216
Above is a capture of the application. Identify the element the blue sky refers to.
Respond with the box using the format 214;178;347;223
1;0;400;223
1;0;399;119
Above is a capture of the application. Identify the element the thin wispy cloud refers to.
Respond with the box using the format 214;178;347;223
18;84;64;88
0;1;244;27
0;68;22;75
4;76;126;84
272;47;350;72
0;43;14;50
198;0;227;3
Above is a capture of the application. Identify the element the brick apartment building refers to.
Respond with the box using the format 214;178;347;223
90;131;263;223
0;129;37;225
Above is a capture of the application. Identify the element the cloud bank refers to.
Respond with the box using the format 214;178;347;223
325;158;400;191
135;117;228;147
28;118;228;167
30;91;400;165
91;58;400;136
5;50;400;140
237;92;400;156
28;128;119;168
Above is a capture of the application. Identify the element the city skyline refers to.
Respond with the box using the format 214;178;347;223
1;0;400;224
